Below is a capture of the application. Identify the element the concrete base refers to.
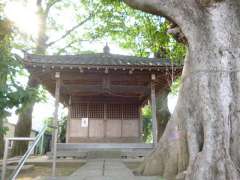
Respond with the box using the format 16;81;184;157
47;143;154;159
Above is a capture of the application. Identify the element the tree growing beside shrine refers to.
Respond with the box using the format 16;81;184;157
123;0;240;179
0;16;43;157
9;0;95;156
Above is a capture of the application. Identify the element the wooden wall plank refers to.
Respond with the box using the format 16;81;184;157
122;120;139;137
89;119;104;138
106;120;122;137
69;119;88;137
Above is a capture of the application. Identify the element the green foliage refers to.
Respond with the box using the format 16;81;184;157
43;115;67;143
84;0;186;61
16;85;46;114
0;17;39;157
142;105;153;143
59;116;67;143
43;117;54;134
170;77;181;95
0;17;44;137
0;17;20;136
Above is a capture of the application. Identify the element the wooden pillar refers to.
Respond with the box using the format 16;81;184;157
139;105;143;141
121;104;123;137
87;103;89;138
151;74;158;147
52;72;60;176
40;135;44;155
66;96;71;143
104;103;107;138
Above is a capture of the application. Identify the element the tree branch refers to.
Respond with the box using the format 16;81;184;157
56;41;76;55
56;39;88;55
123;0;203;44
123;0;172;21
45;0;62;16
123;0;201;29
46;15;92;47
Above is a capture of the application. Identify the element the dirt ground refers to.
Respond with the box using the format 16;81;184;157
3;163;84;180
124;162;164;180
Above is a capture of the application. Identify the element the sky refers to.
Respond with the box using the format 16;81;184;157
4;0;179;131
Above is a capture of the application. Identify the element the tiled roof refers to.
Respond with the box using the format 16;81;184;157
24;53;179;67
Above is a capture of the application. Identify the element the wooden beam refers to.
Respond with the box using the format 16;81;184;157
52;72;60;176
29;69;181;105
61;84;149;95
151;74;158;147
71;96;141;104
56;71;150;82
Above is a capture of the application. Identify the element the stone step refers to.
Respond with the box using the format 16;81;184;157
57;143;153;150
87;151;121;159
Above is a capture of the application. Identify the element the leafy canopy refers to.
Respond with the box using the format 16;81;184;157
0;17;44;136
83;0;186;61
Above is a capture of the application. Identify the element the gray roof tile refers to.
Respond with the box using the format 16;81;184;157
24;53;179;67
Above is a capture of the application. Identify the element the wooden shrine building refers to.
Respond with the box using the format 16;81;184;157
22;47;182;148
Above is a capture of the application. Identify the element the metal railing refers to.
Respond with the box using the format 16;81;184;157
1;126;48;180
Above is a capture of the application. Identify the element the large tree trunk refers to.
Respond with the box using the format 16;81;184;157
0;121;4;157
11;77;39;156
156;87;170;140
11;0;47;156
125;0;240;179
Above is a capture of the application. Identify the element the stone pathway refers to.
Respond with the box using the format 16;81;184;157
71;159;134;178
35;159;161;180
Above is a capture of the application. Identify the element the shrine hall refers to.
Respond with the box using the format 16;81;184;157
22;46;182;157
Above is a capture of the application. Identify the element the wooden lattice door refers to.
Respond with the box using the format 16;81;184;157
106;104;139;138
88;103;104;138
106;104;122;138
69;102;140;142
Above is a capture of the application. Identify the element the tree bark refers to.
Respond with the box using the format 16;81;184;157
0;74;7;157
0;121;4;157
125;0;240;179
11;77;39;156
156;87;171;140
